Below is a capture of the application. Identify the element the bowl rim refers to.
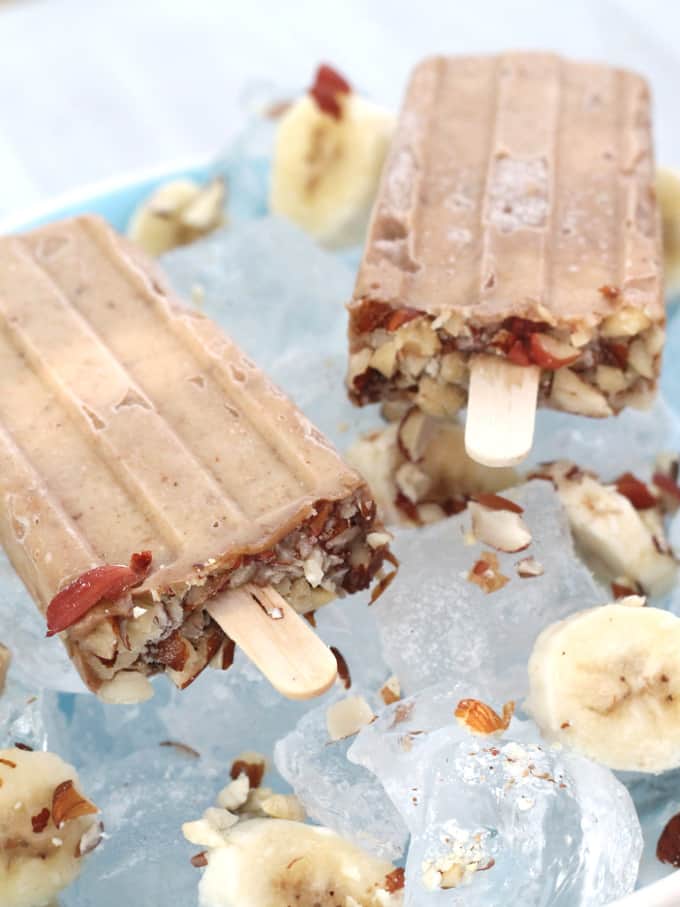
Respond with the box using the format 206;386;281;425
0;151;212;235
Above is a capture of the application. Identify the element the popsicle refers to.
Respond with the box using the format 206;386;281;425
0;216;390;702
347;52;665;466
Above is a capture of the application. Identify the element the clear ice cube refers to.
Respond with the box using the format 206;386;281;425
0;547;84;693
349;689;643;906
526;399;680;480
160;216;377;450
372;480;606;698
274;690;408;860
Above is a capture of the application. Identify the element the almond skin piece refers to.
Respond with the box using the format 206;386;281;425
455;698;515;735
52;780;98;828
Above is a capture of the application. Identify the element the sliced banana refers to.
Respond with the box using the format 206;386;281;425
0;748;101;907
656;167;680;293
270;92;394;247
543;462;677;597
127;177;226;256
198;818;402;907
527;603;680;773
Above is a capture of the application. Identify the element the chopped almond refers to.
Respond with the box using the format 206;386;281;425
52;780;98;828
455;698;515;735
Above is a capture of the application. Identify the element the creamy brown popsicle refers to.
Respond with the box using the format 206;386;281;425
0;216;389;701
348;53;665;427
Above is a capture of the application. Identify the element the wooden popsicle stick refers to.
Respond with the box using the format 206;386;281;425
465;354;540;468
207;583;338;700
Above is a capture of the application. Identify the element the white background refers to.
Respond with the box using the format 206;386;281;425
1;0;680;217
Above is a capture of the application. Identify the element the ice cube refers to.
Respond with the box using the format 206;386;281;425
160;216;376;450
349;690;643;906
274;690;408;860
211;111;275;223
0;548;84;693
0;663;52;752
65;743;222;907
526;398;680;481
372;480;606;698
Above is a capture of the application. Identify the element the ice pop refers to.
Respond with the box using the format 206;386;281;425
347;53;664;466
0;216;389;702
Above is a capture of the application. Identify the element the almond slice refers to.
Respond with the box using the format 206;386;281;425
469;501;531;553
52;780;98;828
455;698;515;735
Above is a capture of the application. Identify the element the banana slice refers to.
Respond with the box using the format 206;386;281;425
541;462;677;597
198;818;402;907
656;167;680;293
527;603;680;773
0;747;101;907
127;177;226;255
270;73;394;248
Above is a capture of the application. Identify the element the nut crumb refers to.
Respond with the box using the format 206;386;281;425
380;675;401;705
230;752;267;789
384;867;405;892
455;698;515;735
468;551;510;593
326;695;375;741
331;646;351;689
159;740;200;759
52;780;98;829
515;556;544;578
657;812;680;867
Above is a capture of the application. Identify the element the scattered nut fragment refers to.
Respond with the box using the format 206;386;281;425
331;646;352;689
653;452;680;513
159;740;200;758
52;780;98;828
326;695;376;741
216;773;251;812
611;577;642;599
380;675;401;706
515;557;544;578
182;807;239;848
230;752;267;789
468;551;510;594
657;811;680;867
383;867;405;892
260;793;306;821
76;820;104;858
455;698;515;735
469;500;531;553
421;833;492;891
0;642;10;695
